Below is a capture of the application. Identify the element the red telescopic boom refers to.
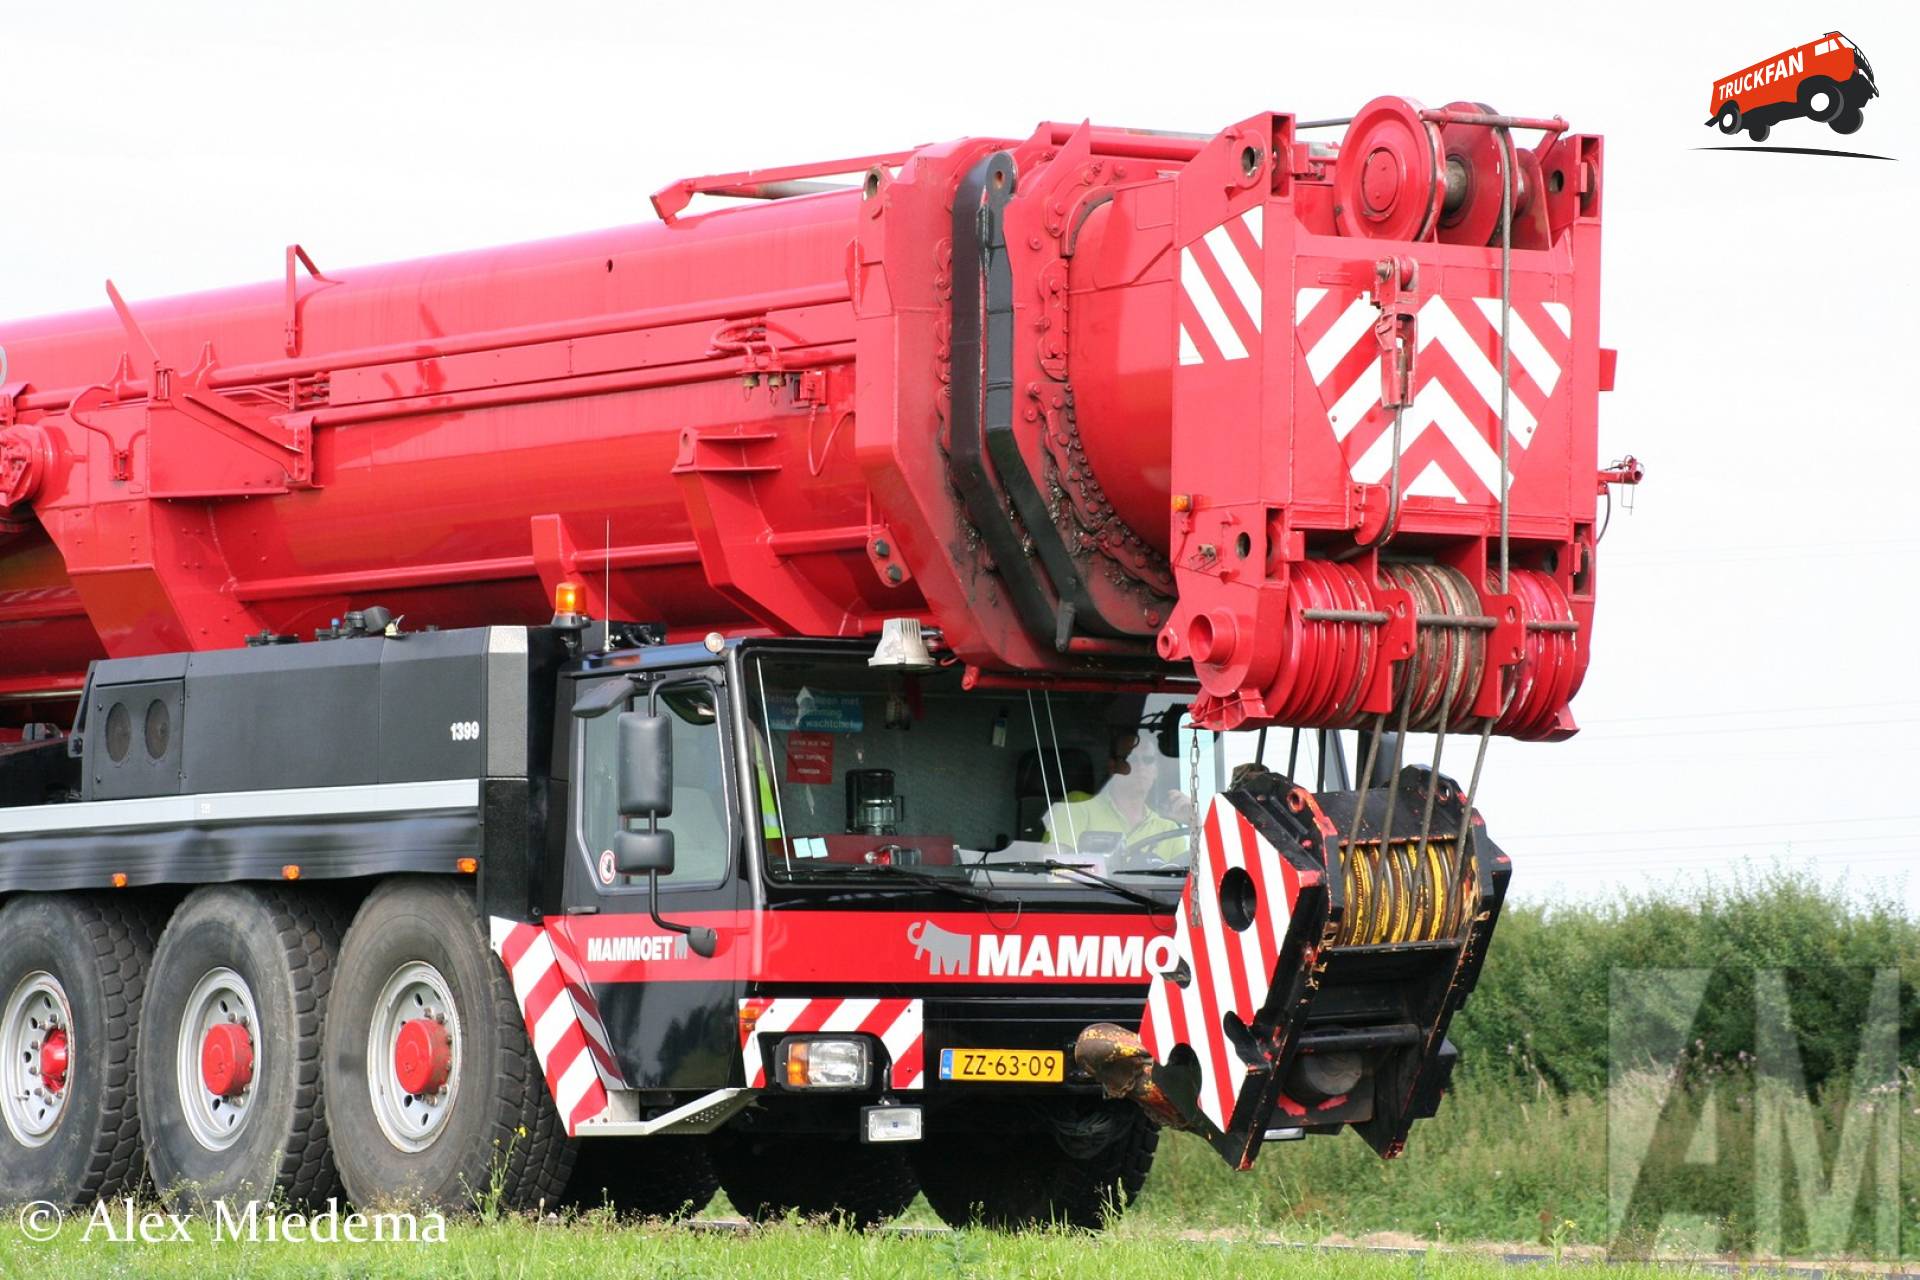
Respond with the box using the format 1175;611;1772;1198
0;101;1614;738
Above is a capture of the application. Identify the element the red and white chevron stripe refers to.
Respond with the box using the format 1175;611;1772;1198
490;917;625;1135
1177;206;1264;366
738;996;924;1091
1140;796;1300;1135
1295;286;1572;505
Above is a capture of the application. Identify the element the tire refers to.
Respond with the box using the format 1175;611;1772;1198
1831;107;1864;135
1746;121;1771;143
711;1133;918;1228
1715;103;1740;135
137;887;345;1210
564;1136;718;1219
1797;76;1844;122
911;1104;1159;1231
322;879;572;1212
0;895;157;1208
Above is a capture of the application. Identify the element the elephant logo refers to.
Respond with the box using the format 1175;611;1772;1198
907;919;972;976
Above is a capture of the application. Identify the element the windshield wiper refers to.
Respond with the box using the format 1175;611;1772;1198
810;861;1009;906
979;859;1182;910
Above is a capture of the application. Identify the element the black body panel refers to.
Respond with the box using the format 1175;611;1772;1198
0;807;477;893
1;626;542;903
79;628;523;801
0;738;77;808
590;979;745;1091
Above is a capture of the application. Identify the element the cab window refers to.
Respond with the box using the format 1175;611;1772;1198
579;681;732;889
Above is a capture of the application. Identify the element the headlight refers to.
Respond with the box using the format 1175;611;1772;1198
777;1036;872;1090
863;1104;923;1143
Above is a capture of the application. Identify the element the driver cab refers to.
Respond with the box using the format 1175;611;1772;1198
743;651;1219;883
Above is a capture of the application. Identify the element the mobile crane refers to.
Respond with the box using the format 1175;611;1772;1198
0;99;1624;1228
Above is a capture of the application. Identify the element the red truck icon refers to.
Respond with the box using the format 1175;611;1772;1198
1707;32;1877;141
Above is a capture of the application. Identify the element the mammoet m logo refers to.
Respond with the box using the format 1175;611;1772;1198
906;919;1177;980
907;920;971;975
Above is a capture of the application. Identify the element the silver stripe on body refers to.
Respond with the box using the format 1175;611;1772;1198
0;778;482;836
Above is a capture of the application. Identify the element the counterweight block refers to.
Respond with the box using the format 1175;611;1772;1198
1087;769;1509;1168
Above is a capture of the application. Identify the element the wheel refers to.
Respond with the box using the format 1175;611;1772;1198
911;1103;1158;1231
1746;121;1771;143
322;879;572;1212
1831;107;1864;135
565;1136;718;1219
0;895;157;1208
1716;103;1741;135
137;887;345;1210
1797;76;1844;122
711;1133;918;1228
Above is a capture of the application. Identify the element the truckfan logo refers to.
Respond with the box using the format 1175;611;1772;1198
1703;31;1882;152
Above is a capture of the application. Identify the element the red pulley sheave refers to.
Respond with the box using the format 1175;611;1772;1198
1334;97;1446;242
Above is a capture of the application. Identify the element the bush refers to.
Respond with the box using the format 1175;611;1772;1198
1448;869;1920;1094
1133;871;1920;1256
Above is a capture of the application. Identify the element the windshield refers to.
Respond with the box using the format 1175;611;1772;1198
746;655;1222;887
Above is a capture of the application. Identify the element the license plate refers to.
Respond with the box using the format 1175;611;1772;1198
937;1048;1064;1083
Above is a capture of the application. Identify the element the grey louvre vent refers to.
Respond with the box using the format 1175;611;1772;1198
88;679;186;800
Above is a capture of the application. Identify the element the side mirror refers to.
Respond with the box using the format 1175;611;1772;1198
1158;704;1189;759
614;828;675;876
617;711;672;818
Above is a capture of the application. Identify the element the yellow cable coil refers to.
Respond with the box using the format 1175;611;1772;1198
1332;836;1476;947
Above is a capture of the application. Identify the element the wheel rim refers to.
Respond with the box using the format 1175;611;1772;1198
2;972;73;1148
366;961;463;1152
175;967;261;1152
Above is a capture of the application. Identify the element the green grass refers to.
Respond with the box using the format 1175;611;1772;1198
0;1213;1762;1280
1136;1067;1919;1258
1135;1072;1610;1247
9;871;1913;1272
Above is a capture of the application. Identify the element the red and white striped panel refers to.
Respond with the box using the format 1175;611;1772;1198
1140;795;1300;1135
537;920;626;1087
738;997;924;1091
1176;206;1263;367
1294;286;1571;505
490;917;624;1136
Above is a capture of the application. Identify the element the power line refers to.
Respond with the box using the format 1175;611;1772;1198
1581;699;1920;727
1500;812;1920;842
1509;829;1920;858
1571;714;1920;741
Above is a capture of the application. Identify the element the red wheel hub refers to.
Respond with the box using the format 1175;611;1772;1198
393;1018;452;1096
39;1027;69;1094
200;1023;255;1098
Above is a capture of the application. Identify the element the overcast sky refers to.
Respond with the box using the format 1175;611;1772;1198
5;0;1916;909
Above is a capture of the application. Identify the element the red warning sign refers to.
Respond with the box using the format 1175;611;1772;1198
784;731;835;785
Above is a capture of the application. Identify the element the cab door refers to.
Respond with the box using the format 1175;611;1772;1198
556;668;748;1090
